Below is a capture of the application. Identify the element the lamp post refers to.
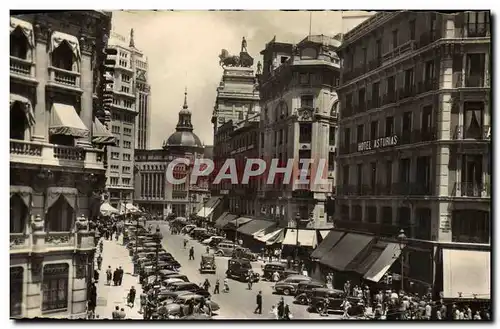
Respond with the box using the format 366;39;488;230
234;203;239;245
397;229;407;292
295;212;301;262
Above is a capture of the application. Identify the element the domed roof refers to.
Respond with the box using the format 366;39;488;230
163;88;203;149
165;131;202;148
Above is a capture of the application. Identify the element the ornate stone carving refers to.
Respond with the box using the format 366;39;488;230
33;21;51;44
46;234;71;244
79;36;95;55
31;214;44;232
30;255;44;276
10;236;25;247
76;214;89;232
297;108;313;121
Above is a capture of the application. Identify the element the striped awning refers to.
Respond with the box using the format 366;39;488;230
92;118;115;145
49;103;89;138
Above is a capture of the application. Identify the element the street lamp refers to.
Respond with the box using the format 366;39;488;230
294;212;301;262
397;229;407;292
234;203;239;245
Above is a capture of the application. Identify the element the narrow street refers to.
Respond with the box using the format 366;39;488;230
157;222;338;319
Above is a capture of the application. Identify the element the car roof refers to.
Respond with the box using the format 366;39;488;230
313;287;344;293
285;275;311;280
171;281;196;286
266;262;285;267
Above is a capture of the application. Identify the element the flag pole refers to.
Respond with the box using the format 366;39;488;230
309;11;312;36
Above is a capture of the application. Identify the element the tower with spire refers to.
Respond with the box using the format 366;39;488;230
129;28;135;48
176;87;193;130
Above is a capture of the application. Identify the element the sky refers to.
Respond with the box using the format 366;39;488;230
110;10;374;148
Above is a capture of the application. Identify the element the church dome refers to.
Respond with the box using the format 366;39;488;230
163;88;203;149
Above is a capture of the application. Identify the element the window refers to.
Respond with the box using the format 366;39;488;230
372;82;380;107
452;210;489;243
123;153;131;161
430;12;437;36
110;177;119;185
119;59;127;67
300;95;313;108
342;165;349;186
358;88;366;110
51;42;74;71
416;156;431;194
122;178;131;185
382;207;393;226
370;121;379;140
464;102;484;139
356;124;364;143
122;166;130;173
124;100;133;108
112;125;120;134
366;206;377;223
115;139;120;147
352;205;362;222
404;68;414;93
356;163;363;190
386;160;393;187
399;158;411;184
385;116;394;136
111;152;120;160
124;128;132;136
402;112;412;131
466;53;485;87
110;164;119;172
370;162;377;188
466;11;489;37
362;48;368;67
343;128;350;147
299;73;309;84
112;112;121;121
121;86;130;93
345;93;353;111
121;74;130;83
10;267;23;317
415;208;432;240
422;106;432;131
46;196;74;232
329;126;336;145
392;29;399;48
299;123;312;143
424;60;435;81
397;207;411;230
409;20;416;40
42;264;69;312
10;101;28;140
123;141;131;149
376;39;382;59
387;76;395;97
328;153;335;171
10;28;29;60
10;194;27;233
461;155;483;196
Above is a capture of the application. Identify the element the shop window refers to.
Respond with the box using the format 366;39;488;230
42;264;69;312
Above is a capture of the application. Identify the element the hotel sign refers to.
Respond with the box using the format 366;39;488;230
357;135;399;152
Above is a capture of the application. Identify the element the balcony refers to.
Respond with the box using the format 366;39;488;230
10;56;35;81
10;139;105;170
454;182;490;198
452;125;490;140
465;24;489;38
48;66;81;92
418;31;439;48
417;78;438;94
391;182;432;196
382;93;396;105
382;40;416;65
369;97;380;109
413;128;438;143
9;233;31;253
28;231;95;254
465;74;486;88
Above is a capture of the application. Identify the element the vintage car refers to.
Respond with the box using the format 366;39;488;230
226;258;259;282
262;263;299;281
202;236;225;246
293;281;327;304
273;275;312;295
162;273;189;282
181;224;196;234
308;288;364;315
157;290;192;303
164;294;220;316
190;228;207;239
199;255;216;274
162;278;186;289
168;282;211;298
232;247;258;261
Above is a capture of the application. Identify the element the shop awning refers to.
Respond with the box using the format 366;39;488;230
311;230;345;259
120;203;141;214
10;94;35;127
225;216;253;229
318;230;331;239
50;31;81;59
255;227;285;245
100;202;119;216
236;219;276;237
215;212;237;229
442;249;491;300
282;229;317;248
92;117;116;145
363;243;402;282
49;103;89;138
196;197;222;218
10;17;34;47
349;241;388;275
319;233;374;272
205;196;222;209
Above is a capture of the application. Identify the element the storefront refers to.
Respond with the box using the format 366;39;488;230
196;196;222;223
236;219;276;252
223;216;253;242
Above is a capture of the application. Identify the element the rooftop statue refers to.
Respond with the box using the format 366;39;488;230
219;49;240;67
219;36;254;68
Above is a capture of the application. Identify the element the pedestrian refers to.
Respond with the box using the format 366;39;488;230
254;291;262;314
96;254;103;271
344;280;351;296
247;273;253;290
119;307;126;319
106;266;112;285
139;291;147;313
206;246;210;254
118;266;124;286
113;268;119;286
213;279;220;294
99;239;103;252
473;310;482;320
284;303;291;320
128;286;136;307
188;298;195;315
223;277;229;293
203;278;211;291
341;298;351;319
112;306;120;319
272;271;280;282
93;269;99;282
189;246;195;260
277;297;284;319
269;305;278;319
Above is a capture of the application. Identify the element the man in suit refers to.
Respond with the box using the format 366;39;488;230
254;291;263;314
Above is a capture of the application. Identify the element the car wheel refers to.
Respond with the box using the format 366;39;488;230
216;251;223;256
283;288;291;296
316;304;323;313
299;296;306;305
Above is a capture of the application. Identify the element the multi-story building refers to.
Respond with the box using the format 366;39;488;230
334;11;491;293
9;11;112;318
134;91;210;217
105;30;141;208
257;35;340;230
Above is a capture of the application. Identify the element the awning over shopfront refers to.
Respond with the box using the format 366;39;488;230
282;229;317;248
363;242;402;282
442;249;491;300
255;227;285;245
214;212;237;229
311;230;345;259
349;241;388;275
318;230;331;239
225;216;253;229
49;103;89;138
196;196;222;218
120;203;141;214
92;117;116;145
100;202;119;216
236;219;276;237
319;233;374;272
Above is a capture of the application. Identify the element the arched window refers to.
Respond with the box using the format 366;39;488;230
10;194;27;233
10;27;29;60
10;101;28;140
46;196;74;232
51;41;74;71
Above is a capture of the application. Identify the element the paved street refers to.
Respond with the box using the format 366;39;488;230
157;222;340;320
94;238;143;319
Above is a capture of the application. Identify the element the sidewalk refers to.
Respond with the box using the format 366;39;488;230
94;237;144;319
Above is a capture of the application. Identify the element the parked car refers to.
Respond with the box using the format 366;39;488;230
157;290;192;303
308;288;363;314
273;275;312;295
190;228;207;239
214;242;238;257
233;246;258;261
162;273;189;282
162;278;186;289
262;262;287;281
168;282;211;298
164;294;220;316
181;224;196;234
294;281;327;304
202;236;225;246
226;258;259;282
